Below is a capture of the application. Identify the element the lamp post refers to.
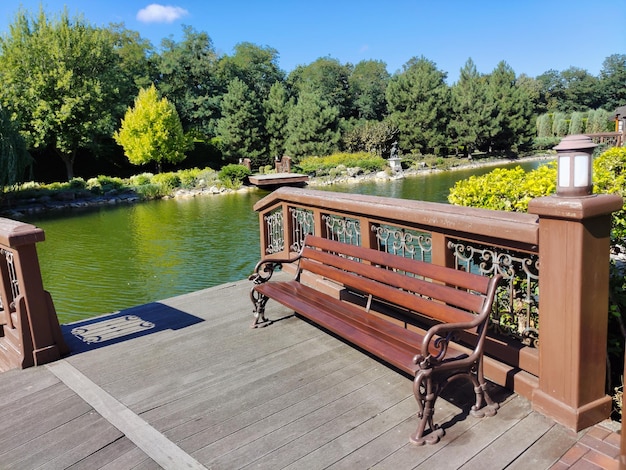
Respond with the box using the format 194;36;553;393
554;134;596;197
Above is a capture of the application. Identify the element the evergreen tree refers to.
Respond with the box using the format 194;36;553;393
569;111;585;135
386;56;450;155
536;113;553;138
587;109;612;133
552;112;568;136
114;85;192;172
264;82;292;160
449;58;493;156
349;60;390;121
285;91;340;159
487;61;534;153
216;78;267;166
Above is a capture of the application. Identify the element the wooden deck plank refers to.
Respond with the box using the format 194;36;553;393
414;395;535;469
504;424;580;469
47;360;206;470
159;347;373;441
196;369;408;468
0;389;91;455
64;436;147;470
0;277;618;469
459;411;557;469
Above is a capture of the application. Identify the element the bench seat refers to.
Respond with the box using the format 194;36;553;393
249;235;502;445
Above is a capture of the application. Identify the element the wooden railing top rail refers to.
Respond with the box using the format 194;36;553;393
254;187;539;247
0;218;45;247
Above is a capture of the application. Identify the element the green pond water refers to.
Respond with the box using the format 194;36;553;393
24;159;548;323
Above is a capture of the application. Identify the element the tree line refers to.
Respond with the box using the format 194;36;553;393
0;7;624;183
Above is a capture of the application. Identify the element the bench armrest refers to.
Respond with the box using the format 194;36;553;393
249;256;300;284
413;320;480;369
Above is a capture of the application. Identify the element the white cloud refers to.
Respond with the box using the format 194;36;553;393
137;4;189;24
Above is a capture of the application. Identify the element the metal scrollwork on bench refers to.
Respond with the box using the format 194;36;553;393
448;240;539;347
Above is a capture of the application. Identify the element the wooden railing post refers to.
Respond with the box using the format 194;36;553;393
528;193;623;431
0;218;68;371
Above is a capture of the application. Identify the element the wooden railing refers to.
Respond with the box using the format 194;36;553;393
0;218;67;371
254;186;622;432
587;131;623;147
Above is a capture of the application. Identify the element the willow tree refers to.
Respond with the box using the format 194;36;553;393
0;106;31;188
114;85;192;173
0;7;127;180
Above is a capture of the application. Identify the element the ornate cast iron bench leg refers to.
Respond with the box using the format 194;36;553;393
469;363;499;418
249;288;272;328
410;370;445;445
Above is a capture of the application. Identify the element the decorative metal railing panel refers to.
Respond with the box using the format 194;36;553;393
322;214;361;245
263;207;284;255
289;207;314;252
372;224;432;262
448;240;540;347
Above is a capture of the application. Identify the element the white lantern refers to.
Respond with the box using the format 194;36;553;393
553;135;596;197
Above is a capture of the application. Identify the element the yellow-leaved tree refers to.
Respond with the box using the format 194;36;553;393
114;85;192;172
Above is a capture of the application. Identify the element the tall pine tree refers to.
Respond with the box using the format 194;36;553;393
449;58;493;156
386;56;450;155
264;82;292;160
285;91;340;159
216;78;267;166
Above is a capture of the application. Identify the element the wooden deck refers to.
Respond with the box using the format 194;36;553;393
248;172;309;188
0;274;621;469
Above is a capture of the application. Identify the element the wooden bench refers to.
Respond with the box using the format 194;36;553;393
249;235;503;445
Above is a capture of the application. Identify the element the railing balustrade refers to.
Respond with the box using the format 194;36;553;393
254;186;621;432
0;218;67;371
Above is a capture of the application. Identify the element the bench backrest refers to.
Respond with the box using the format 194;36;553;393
297;236;501;331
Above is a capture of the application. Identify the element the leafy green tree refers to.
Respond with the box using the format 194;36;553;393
0;106;32;187
216;78;267;166
105;23;156;98
599;54;626;111
536;69;565;113
285;91;340;159
449;58;493;156
114;85;192;172
486;61;534;153
386;56;450;155
342;119;398;156
288;57;353;120
0;7;128;180
157;26;220;136
559;66;601;112
264;82;292;159
217;42;284;103
349;60;390;121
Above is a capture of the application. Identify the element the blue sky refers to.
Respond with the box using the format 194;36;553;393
0;1;623;82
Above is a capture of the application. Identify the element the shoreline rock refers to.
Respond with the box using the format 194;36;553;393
0;154;553;219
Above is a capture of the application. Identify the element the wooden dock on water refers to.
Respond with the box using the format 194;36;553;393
0;274;622;469
248;172;309;188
